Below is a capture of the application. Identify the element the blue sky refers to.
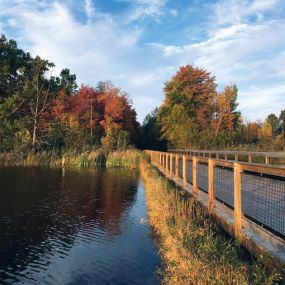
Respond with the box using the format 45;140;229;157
0;0;285;122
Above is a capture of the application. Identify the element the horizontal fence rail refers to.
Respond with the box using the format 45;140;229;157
169;149;285;166
146;150;285;269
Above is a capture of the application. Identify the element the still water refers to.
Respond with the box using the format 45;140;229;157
0;167;160;285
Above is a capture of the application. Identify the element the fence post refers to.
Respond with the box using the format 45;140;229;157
265;156;270;165
170;153;173;178
193;157;198;195
234;162;243;238
183;155;187;187
175;154;179;182
166;153;169;175
208;159;214;211
248;155;252;163
235;154;238;161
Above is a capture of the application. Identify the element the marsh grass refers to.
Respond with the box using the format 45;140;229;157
106;149;143;168
140;160;283;285
0;149;142;169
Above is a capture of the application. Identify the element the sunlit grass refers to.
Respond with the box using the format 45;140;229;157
0;149;143;169
106;149;144;168
140;160;283;285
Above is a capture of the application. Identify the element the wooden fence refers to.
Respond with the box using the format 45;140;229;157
169;149;285;165
146;150;285;272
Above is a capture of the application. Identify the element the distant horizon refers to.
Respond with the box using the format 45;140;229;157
1;0;285;122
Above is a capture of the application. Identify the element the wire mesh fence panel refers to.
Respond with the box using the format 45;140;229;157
214;166;234;208
186;160;193;184
197;162;208;193
178;158;183;179
241;172;285;238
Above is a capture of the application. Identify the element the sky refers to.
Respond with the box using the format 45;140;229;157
0;0;285;122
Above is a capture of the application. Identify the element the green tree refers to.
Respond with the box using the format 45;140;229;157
266;113;278;137
159;104;198;148
140;108;166;150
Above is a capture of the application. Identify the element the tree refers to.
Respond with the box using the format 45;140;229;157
158;65;216;148
72;85;103;146
212;85;238;137
0;34;31;100
20;56;56;148
279;109;285;145
140;108;166;150
160;104;198;148
162;65;216;129
266;113;278;137
258;121;273;141
98;82;139;146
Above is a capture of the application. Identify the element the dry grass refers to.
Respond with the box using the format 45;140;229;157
0;149;143;169
140;160;283;285
106;149;144;168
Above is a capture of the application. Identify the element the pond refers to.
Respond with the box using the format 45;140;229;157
0;167;160;285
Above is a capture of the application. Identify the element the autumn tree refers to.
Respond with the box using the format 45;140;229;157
158;65;216;147
98;82;139;151
212;85;239;137
71;85;103;147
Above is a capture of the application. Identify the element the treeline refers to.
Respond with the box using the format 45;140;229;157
0;35;139;153
1;34;284;153
141;65;285;151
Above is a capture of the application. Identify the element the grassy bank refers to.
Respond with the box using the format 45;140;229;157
140;160;283;285
0;149;143;169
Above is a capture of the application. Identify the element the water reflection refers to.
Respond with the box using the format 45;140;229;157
0;167;160;284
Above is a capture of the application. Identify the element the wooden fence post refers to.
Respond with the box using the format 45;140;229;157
193;157;198;195
170;153;173;178
183;155;187;187
176;154;179;182
265;156;270;165
248;155;252;163
235;154;238;161
234;162;243;238
166;153;168;175
208;159;214;211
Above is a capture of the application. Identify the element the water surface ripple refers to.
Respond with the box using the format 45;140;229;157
0;167;160;285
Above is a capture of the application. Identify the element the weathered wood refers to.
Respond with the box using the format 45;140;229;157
170;153;173;177
193;157;198;195
248;155;252;163
183;155;187;187
234;163;243;238
166;153;169;174
175;154;179;181
242;163;285;177
265;156;270;165
208;159;214;211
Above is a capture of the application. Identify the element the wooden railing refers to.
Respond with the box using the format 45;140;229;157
145;150;285;270
169;149;285;165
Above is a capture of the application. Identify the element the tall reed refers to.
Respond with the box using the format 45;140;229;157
106;149;143;168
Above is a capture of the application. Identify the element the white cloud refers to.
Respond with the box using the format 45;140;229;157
239;84;285;119
84;0;95;22
125;0;167;21
0;0;284;122
149;14;285;119
213;0;279;25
